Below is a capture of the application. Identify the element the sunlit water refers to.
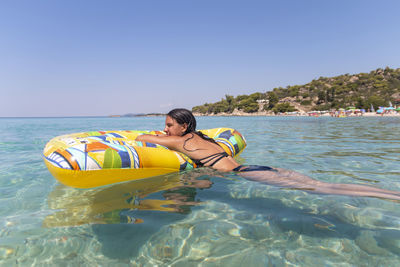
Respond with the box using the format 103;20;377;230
1;116;400;266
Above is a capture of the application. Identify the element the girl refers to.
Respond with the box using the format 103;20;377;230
136;108;400;201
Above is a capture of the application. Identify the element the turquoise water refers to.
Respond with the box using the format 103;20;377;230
1;116;400;266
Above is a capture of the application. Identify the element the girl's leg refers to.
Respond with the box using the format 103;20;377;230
240;168;400;201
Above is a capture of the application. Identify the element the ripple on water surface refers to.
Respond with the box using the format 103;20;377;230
1;116;400;266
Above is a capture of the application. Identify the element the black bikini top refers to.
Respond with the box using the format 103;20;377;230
191;151;229;167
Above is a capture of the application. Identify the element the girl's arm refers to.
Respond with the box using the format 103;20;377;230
136;134;183;151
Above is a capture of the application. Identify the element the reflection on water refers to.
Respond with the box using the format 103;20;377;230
44;170;213;228
42;171;216;260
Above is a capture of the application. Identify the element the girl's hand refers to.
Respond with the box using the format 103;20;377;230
135;134;147;142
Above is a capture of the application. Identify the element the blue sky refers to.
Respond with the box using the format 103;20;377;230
1;0;399;117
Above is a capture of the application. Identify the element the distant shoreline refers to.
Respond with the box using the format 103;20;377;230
2;112;399;119
108;113;166;118
0;116;109;119
192;112;400;118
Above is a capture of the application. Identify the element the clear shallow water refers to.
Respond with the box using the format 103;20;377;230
1;116;400;266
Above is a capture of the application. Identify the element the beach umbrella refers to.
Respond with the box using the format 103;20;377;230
396;107;400;111
347;106;356;110
376;108;384;114
385;107;395;110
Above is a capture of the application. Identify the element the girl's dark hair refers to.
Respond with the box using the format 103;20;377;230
167;108;218;146
167;108;197;135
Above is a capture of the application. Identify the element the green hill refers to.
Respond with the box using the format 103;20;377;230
192;67;400;114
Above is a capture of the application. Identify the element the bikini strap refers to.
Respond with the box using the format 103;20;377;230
195;151;228;167
207;152;229;167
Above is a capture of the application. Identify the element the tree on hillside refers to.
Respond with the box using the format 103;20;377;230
272;103;297;113
366;95;387;109
266;92;278;109
225;95;235;106
237;97;259;113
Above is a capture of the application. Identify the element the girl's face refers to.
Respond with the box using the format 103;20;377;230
164;116;187;136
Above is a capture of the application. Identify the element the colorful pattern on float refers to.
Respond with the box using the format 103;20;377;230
43;128;246;189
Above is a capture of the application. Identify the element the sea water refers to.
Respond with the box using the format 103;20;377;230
1;116;400;266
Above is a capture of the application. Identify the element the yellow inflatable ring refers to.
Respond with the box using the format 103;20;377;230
43;128;246;188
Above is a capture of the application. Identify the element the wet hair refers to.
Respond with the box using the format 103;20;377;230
167;108;196;135
167;108;219;149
